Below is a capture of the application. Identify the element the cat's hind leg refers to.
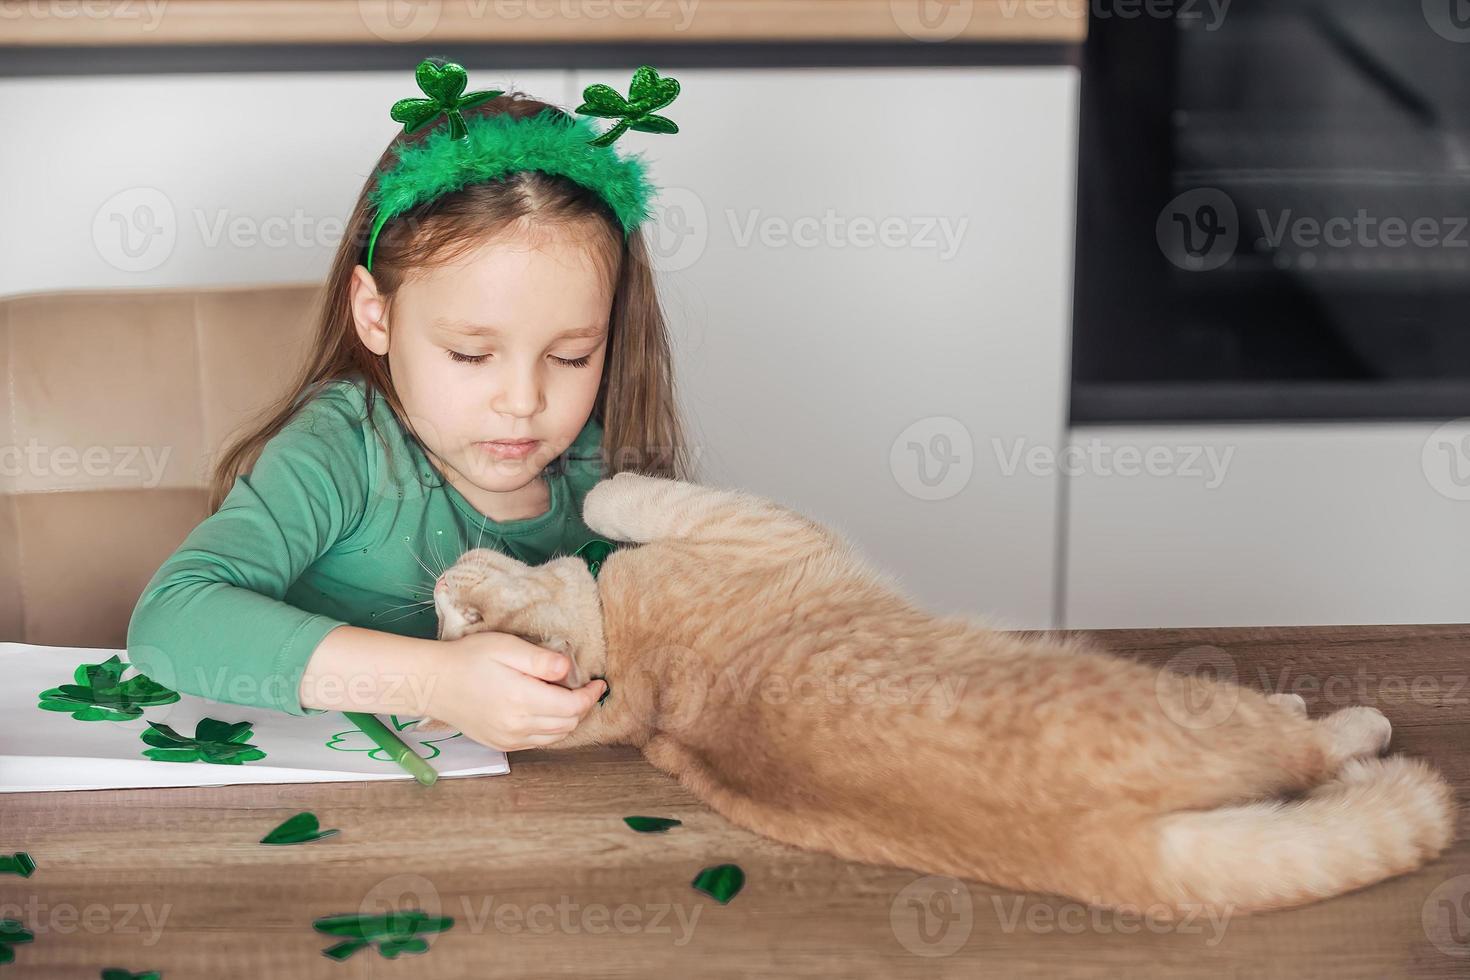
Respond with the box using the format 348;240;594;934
1265;692;1307;717
1315;705;1393;768
583;471;834;552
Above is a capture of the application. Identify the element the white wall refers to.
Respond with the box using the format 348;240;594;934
583;67;1079;629
1;66;1081;630
0;70;572;293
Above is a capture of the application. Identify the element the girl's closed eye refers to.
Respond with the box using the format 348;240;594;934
445;350;594;368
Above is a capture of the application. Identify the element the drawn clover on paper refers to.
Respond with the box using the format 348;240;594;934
139;718;267;765
325;714;462;762
37;654;180;721
313;909;455;961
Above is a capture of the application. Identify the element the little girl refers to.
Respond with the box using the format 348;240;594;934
126;61;689;752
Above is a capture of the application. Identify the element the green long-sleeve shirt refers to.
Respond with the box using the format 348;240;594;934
126;374;607;717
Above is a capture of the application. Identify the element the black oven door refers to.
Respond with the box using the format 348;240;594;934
1072;0;1470;423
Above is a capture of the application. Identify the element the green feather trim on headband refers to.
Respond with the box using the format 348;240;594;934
364;108;657;269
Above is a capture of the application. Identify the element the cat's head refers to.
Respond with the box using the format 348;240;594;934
433;548;607;688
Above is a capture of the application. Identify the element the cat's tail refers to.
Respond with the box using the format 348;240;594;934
1113;754;1456;918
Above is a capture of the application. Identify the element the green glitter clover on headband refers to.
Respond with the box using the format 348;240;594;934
390;59;504;140
363;60;681;270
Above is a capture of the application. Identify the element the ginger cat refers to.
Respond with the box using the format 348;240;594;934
430;471;1457;917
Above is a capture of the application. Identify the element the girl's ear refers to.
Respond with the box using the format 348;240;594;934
348;264;391;356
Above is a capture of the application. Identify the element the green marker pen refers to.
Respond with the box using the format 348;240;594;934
343;711;439;786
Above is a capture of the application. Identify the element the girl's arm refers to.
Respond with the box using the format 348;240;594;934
126;386;370;717
301;625;608;751
297;625;442;716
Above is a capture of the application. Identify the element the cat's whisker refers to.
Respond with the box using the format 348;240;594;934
376;596;437;615
454;521;469;566
375;600;438;624
376;610;428;626
390;583;434;597
404;542;442;581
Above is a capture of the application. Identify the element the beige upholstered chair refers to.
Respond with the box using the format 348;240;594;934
0;283;323;648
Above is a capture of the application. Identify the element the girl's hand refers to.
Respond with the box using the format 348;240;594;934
423;630;606;751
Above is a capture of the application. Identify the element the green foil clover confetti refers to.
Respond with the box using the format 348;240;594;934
0;854;35;878
571;537;616;580
390;59;503;141
139;718;266;765
260;812;340;846
100;970;161;979
313;910;454;960
576;65;681;147
623;816;681;833
0;919;34;966
691;863;745;905
325;714;461;762
37;654;180;721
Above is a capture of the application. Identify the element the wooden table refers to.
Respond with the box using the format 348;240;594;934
4;625;1467;978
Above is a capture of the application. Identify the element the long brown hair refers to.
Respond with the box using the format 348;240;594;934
206;91;689;513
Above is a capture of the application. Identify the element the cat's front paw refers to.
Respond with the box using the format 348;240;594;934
583;472;665;542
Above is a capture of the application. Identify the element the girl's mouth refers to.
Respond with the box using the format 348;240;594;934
476;439;540;459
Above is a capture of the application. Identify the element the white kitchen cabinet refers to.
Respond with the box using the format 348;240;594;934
1062;423;1470;628
575;67;1081;629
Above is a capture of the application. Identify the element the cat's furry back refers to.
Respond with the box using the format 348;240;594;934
434;472;1456;918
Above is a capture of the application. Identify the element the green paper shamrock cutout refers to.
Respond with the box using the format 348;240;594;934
139;718;266;765
0;918;34;966
37;654;180;721
100;969;161;980
576;65;681;147
0;853;35;878
691;863;744;904
261;811;340;846
623;816;681;833
325;714;461;762
313;909;454;961
390;59;503;141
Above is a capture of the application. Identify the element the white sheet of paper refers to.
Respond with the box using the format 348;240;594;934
0;642;509;793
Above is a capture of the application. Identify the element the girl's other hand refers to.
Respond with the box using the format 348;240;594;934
424;630;606;751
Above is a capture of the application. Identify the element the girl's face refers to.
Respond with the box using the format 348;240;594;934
350;223;613;518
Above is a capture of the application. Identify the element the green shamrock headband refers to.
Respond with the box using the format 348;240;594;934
363;58;681;270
